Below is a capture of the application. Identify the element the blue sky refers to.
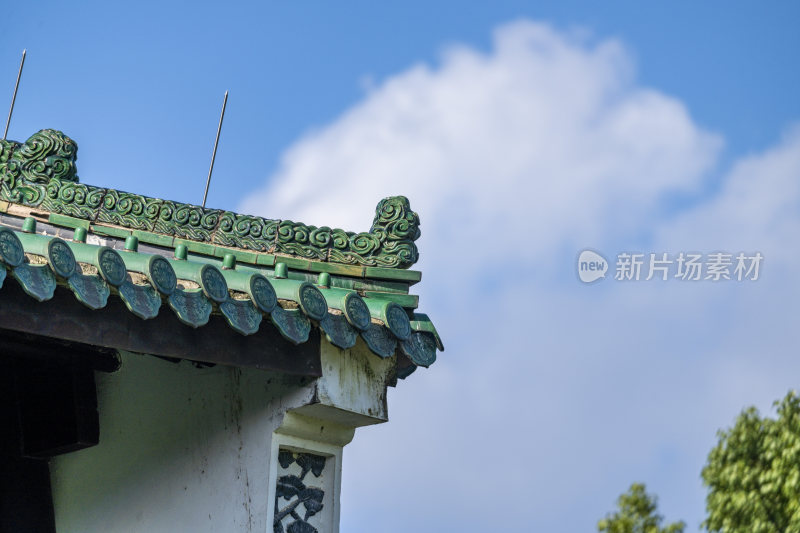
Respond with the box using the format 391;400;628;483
5;2;800;531
3;2;799;210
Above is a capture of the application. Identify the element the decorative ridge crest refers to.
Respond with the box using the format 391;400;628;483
0;130;420;269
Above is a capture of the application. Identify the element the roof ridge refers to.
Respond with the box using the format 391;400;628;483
0;129;421;269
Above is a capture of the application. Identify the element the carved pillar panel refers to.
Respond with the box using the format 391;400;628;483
268;426;345;533
273;448;335;533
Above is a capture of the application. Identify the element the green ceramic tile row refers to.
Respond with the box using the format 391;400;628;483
0;222;442;362
48;218;420;306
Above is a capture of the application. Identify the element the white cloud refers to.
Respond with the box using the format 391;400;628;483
242;20;720;272
659;125;800;269
240;20;800;531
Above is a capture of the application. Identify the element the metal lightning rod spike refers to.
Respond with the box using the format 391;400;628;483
3;49;26;141
202;90;228;208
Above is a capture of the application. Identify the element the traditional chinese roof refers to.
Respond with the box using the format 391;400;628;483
0;129;442;373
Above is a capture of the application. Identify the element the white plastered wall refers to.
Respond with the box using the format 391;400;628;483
49;337;396;533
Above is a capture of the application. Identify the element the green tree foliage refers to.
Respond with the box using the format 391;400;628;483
598;483;685;533
702;390;800;533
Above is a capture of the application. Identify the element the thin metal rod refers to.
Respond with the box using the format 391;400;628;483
3;49;26;141
202;90;228;208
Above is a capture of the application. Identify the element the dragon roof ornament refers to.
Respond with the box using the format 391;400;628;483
0;129;421;269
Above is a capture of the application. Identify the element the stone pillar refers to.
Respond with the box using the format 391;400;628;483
268;338;396;533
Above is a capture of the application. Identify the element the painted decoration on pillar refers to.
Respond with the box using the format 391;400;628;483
274;450;329;533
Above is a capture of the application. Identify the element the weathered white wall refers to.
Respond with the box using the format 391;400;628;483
49;351;314;533
49;338;396;533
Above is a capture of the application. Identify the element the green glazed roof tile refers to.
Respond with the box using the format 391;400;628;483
132;229;174;248
169;259;228;303
173;238;217;257
363;298;412;341
270;307;311;345
119;251;177;295
256;254;276;267
410;313;444;351
91;224;132;239
0;227;25;267
219;298;263;336
360;323;397;359
223;269;277;313
319;288;371;331
361;291;419;309
168;289;213;328
49;212;90;230
352;278;410;293
212;246;259;265
118;281;162;319
12;263;57;301
270;278;328;321
275;256;317;272
311;262;364;278
319;313;358;350
397;364;417;380
68;241;127;287
67;273;110;310
364;266;422;282
400;332;437;367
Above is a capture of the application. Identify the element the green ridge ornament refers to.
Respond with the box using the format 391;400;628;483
214;212;277;252
0;130;421;269
43;178;104;219
98;189;161;231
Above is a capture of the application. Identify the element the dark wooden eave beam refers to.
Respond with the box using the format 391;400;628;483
0;282;321;377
